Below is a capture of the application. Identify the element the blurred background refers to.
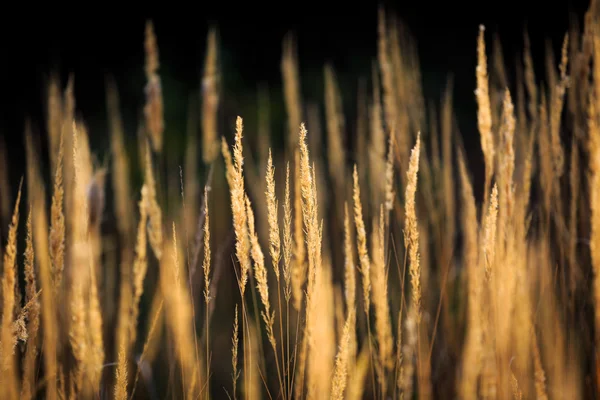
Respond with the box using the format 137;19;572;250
0;1;590;182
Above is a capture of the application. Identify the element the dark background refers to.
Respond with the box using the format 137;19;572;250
0;1;592;191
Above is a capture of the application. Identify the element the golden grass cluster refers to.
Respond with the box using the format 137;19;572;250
3;3;600;399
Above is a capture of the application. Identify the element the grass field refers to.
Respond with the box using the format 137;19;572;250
1;3;600;399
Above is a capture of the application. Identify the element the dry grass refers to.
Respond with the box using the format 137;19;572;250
3;4;600;399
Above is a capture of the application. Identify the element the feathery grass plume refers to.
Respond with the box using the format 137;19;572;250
114;340;128;400
202;186;211;397
202;27;220;163
115;255;133;400
476;25;495;201
457;151;482;399
403;133;425;399
20;207;40;400
144;141;163;261
112;117;135;400
248;182;285;397
265;148;287;395
221;136;235;187
130;184;149;347
49;130;65;296
231;305;240;400
330;309;355;400
86;251;105;392
511;371;523;400
498;89;516;225
372;206;394;385
27;148;58;400
283;163;293;301
483;184;499;281
281;34;302;152
0;179;22;400
371;209;393;396
343;203;356;316
292;149;306;311
324;64;346;192
203;188;211;305
245;195;277;351
352;166;371;316
266;150;281;281
115;242;133;400
221;131;252;397
224;117;252;295
69;122;91;396
231;127;270;244
106;77;134;241
144;20;164;153
282;163;293;398
343;202;358;382
405;133;421;321
70;120;104;395
351;165;376;396
10;233;25;351
297;122;328;398
479;185;499;397
496;92;520;397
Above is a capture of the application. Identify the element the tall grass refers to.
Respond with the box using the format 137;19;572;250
1;3;600;399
